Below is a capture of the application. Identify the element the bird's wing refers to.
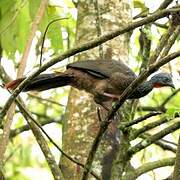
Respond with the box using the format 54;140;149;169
67;60;136;79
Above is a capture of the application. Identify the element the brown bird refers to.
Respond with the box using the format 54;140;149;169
5;59;174;106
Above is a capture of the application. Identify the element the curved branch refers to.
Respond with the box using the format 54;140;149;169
122;157;175;180
137;132;177;153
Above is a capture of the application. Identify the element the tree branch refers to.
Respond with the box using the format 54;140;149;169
160;25;180;58
128;120;180;156
16;99;64;180
154;139;177;153
0;0;48;166
161;88;180;107
159;0;174;10
9;118;60;138
0;47;101;180
131;117;171;140
119;112;162;129
28;93;65;107
148;21;176;65
122;157;175;180
138;133;177;153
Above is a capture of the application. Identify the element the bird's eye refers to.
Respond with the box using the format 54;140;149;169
163;76;170;82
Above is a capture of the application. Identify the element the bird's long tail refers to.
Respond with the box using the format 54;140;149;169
5;73;73;91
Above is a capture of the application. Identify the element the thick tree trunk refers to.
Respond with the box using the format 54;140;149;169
61;1;131;179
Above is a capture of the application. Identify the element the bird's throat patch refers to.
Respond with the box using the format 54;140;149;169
153;83;163;88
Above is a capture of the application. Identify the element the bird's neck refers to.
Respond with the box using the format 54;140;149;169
128;81;153;99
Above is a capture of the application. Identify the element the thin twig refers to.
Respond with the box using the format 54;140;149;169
161;139;178;146
138;88;180;113
4;145;21;164
133;0;174;19
161;88;180;107
39;18;69;66
10;118;61;138
153;22;168;29
28;93;65;107
97;108;102;122
159;0;174;10
119;112;162;128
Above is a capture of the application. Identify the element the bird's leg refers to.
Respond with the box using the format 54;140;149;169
99;103;110;112
97;107;102;122
96;100;115;123
103;92;120;100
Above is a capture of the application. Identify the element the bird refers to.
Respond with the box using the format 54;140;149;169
5;59;175;107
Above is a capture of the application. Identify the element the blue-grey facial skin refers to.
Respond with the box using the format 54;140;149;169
128;73;175;99
150;73;175;88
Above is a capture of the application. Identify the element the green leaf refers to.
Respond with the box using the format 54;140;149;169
166;108;180;120
134;0;149;12
0;0;31;58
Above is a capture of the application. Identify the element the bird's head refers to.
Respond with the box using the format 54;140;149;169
150;73;175;89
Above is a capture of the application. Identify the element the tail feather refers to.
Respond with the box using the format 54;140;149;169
5;78;25;90
5;73;72;91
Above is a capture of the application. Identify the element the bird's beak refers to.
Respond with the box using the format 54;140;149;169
168;82;175;89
